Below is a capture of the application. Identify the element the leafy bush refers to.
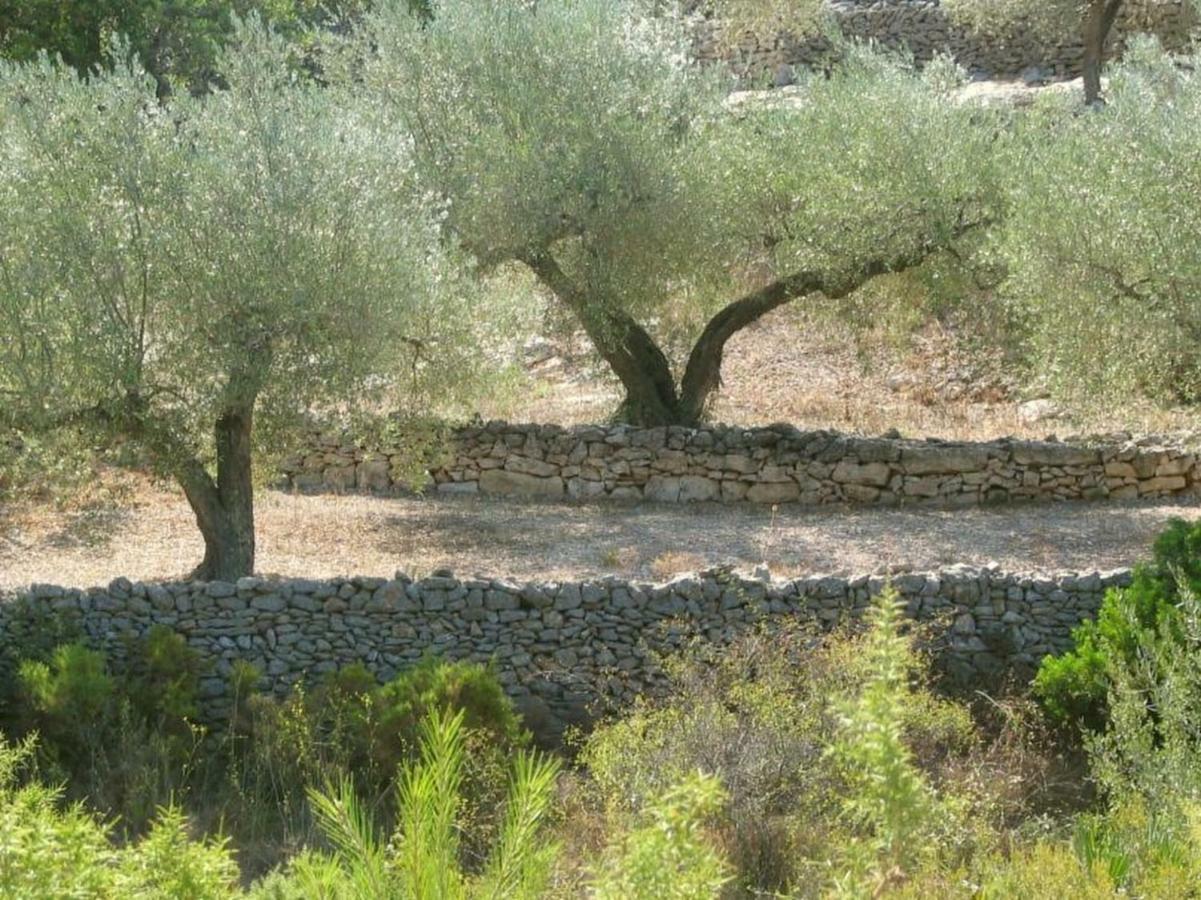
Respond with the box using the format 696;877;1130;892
1035;517;1201;728
590;772;730;900
128;625;206;727
10;633;208;836
579;624;839;893
17;643;116;762
363;656;528;774
975;842;1117;899
580;601;981;896
0;732;238;898
226;656;530;876
996;39;1201;407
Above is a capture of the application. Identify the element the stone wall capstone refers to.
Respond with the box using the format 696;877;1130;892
279;422;1201;508
3;566;1132;743
695;0;1197;82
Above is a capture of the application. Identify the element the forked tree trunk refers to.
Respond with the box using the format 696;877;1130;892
521;249;684;425
1083;0;1123;106
177;406;256;581
523;219;987;427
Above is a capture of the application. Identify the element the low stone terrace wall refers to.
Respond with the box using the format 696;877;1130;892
279;422;1201;508
3;566;1132;742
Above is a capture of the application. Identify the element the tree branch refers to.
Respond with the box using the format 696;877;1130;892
677;216;992;422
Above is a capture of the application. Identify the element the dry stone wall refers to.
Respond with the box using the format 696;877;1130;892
696;0;1197;82
280;422;1201;507
2;566;1131;743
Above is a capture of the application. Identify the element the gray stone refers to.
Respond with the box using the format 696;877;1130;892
900;445;990;475
832;460;891;486
479;469;564;497
746;481;800;503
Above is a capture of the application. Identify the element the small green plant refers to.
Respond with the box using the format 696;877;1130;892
17;642;115;761
827;588;942;897
0;732;238;898
590;772;731;900
131;625;205;726
364;657;528;770
298;707;560;899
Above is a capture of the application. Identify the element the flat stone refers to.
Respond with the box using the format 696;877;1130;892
479;469;564;497
356;459;391;491
831;460;891;486
436;481;479;494
323;465;356;491
1104;461;1137;478
746;481;800;503
1011;442;1098;467
1140;475;1187;494
900;445;991;475
505;456;559;478
678;475;720;502
644;476;682;502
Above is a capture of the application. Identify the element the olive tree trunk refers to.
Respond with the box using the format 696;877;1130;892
1083;0;1124;105
177;406;256;582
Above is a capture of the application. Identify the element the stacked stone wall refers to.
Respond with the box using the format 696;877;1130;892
3;566;1132;741
281;422;1201;507
696;0;1197;81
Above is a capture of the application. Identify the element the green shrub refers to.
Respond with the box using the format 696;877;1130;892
590;772;731;900
225;656;530;876
581;607;979;896
0;732;238;898
17;642;115;760
1079;579;1201;880
128;625;205;728
579;624;839;894
1035;517;1201;728
976;842;1117;899
364;657;528;771
11;635;210;837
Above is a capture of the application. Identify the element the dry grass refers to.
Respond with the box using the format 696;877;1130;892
649;550;708;580
2;470;1197;591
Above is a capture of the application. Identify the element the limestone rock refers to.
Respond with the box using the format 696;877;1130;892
479;469;564;497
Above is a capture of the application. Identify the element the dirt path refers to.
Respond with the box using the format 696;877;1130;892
3;484;1197;590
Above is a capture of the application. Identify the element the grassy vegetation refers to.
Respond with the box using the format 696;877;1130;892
2;523;1201;896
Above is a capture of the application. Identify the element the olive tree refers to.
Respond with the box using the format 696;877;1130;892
996;39;1201;407
357;0;998;427
0;23;476;580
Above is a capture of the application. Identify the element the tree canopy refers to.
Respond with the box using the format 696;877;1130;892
995;38;1201;407
356;0;1000;426
0;20;478;579
0;0;373;95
